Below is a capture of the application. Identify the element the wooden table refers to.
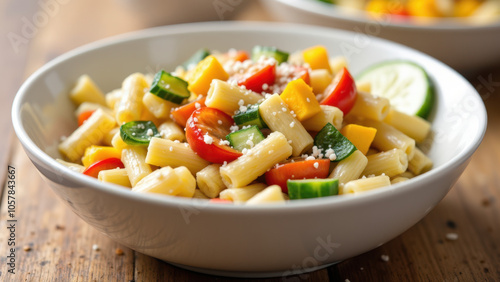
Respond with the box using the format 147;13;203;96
1;0;498;281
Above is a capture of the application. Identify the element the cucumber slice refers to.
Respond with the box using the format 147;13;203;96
252;46;289;64
150;70;190;104
287;178;339;200
226;125;265;152
233;104;268;129
120;121;160;145
314;123;357;162
182;48;210;70
356;60;434;119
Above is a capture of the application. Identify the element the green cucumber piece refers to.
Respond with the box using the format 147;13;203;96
288;178;339;199
233;104;268;129
314;123;357;162
182;48;210;69
149;70;190;104
226;125;265;151
252;46;289;64
120;121;160;145
356;60;434;119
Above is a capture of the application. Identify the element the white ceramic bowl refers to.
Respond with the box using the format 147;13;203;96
262;0;500;72
12;22;486;277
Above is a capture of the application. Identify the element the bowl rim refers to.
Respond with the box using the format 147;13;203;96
271;0;500;30
11;21;488;212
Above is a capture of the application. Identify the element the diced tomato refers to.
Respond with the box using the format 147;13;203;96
294;66;310;85
320;67;357;115
82;157;125;178
171;96;207;127
265;158;331;193
185;107;242;164
78;110;95;126
237;63;276;93
229;50;250;62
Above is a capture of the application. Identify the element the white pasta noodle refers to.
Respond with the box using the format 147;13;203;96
220;131;292;188
259;94;313;157
132;166;196;197
59;108;116;163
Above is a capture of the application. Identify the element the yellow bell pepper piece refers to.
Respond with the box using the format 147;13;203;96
407;0;442;17
340;124;377;155
302;45;331;73
454;0;482;17
280;79;321;121
82;145;122;167
187;55;229;95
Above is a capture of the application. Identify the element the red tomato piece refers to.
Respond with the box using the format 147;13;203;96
294;66;311;85
171;96;207;127
83;158;125;178
229;50;250;62
265;158;331;193
320;67;357;115
185;107;242;164
78;110;95;126
237;63;276;93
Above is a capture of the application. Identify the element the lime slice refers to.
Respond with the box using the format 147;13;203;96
356;60;434;119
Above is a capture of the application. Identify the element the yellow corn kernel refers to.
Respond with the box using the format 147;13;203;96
302;45;331;73
70;75;107;106
280;79;321;121
187;55;229;95
82;145;122;167
340;124;377;155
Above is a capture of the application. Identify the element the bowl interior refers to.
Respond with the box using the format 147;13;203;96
13;22;486;205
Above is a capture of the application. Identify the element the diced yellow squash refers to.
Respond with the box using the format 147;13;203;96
302;46;331;73
340;124;377;155
280;79;321;121
70;75;107;106
82;145;122;167
187;55;229;95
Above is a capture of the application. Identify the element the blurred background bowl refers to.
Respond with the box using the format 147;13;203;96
117;0;248;26
262;0;500;72
12;22;486;277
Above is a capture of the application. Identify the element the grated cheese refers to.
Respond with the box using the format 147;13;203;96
203;133;213;145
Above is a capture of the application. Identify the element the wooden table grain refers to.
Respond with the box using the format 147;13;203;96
1;0;499;281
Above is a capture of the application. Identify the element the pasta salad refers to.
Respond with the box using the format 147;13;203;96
57;45;433;205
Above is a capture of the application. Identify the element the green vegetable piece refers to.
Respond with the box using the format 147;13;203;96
252;46;289;64
149;70;190;104
226;125;265;152
120;121;160;145
356;60;435;119
182;48;210;69
233;103;268;129
288;178;339;200
314;123;357;162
